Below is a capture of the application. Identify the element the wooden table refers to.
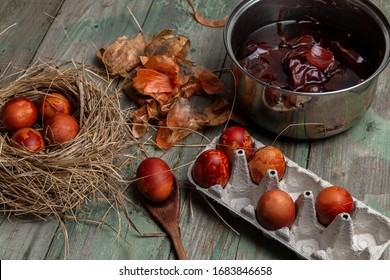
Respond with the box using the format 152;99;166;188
0;0;389;260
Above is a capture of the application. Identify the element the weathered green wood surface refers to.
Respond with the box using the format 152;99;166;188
0;0;389;260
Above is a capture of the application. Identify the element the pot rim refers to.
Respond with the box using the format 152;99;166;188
223;0;390;97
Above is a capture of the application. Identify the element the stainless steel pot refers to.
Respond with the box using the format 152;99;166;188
224;0;390;139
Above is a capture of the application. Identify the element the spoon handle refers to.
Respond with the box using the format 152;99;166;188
168;227;188;260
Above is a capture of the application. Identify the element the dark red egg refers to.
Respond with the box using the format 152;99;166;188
1;97;38;132
315;186;354;226
248;146;286;184
192;149;230;188
11;128;45;152
217;126;254;162
136;157;174;203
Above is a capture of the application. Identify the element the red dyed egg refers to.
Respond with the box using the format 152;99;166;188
1;97;38;132
136;157;174;203
256;189;296;230
44;113;79;144
38;92;72;121
11;128;45;152
217;126;254;162
192;149;230;188
248;146;286;184
315;186;354;226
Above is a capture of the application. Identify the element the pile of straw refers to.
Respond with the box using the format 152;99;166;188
0;62;135;224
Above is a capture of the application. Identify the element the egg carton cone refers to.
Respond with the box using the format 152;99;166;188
187;136;390;260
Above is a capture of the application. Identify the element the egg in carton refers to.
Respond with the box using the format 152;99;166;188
187;136;390;260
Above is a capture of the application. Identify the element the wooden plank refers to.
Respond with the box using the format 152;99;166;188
32;0;150;64
0;0;65;260
0;217;59;259
0;0;64;82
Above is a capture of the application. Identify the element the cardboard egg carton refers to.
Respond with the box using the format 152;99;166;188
187;136;390;260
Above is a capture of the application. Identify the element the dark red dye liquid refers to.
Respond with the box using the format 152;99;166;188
237;20;376;92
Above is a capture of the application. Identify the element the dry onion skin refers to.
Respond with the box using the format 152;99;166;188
0;62;136;223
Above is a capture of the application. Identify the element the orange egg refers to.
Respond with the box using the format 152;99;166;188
315;186;354;226
11;128;45;152
1;97;38;132
256;189;296;230
248;146;286;184
38;92;72;121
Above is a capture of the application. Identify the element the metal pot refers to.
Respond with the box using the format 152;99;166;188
224;0;390;139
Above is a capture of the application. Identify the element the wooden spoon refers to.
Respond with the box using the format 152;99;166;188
141;177;188;260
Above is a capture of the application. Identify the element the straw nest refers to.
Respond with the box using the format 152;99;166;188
0;62;135;223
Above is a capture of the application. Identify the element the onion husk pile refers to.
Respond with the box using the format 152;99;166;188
0;62;136;230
